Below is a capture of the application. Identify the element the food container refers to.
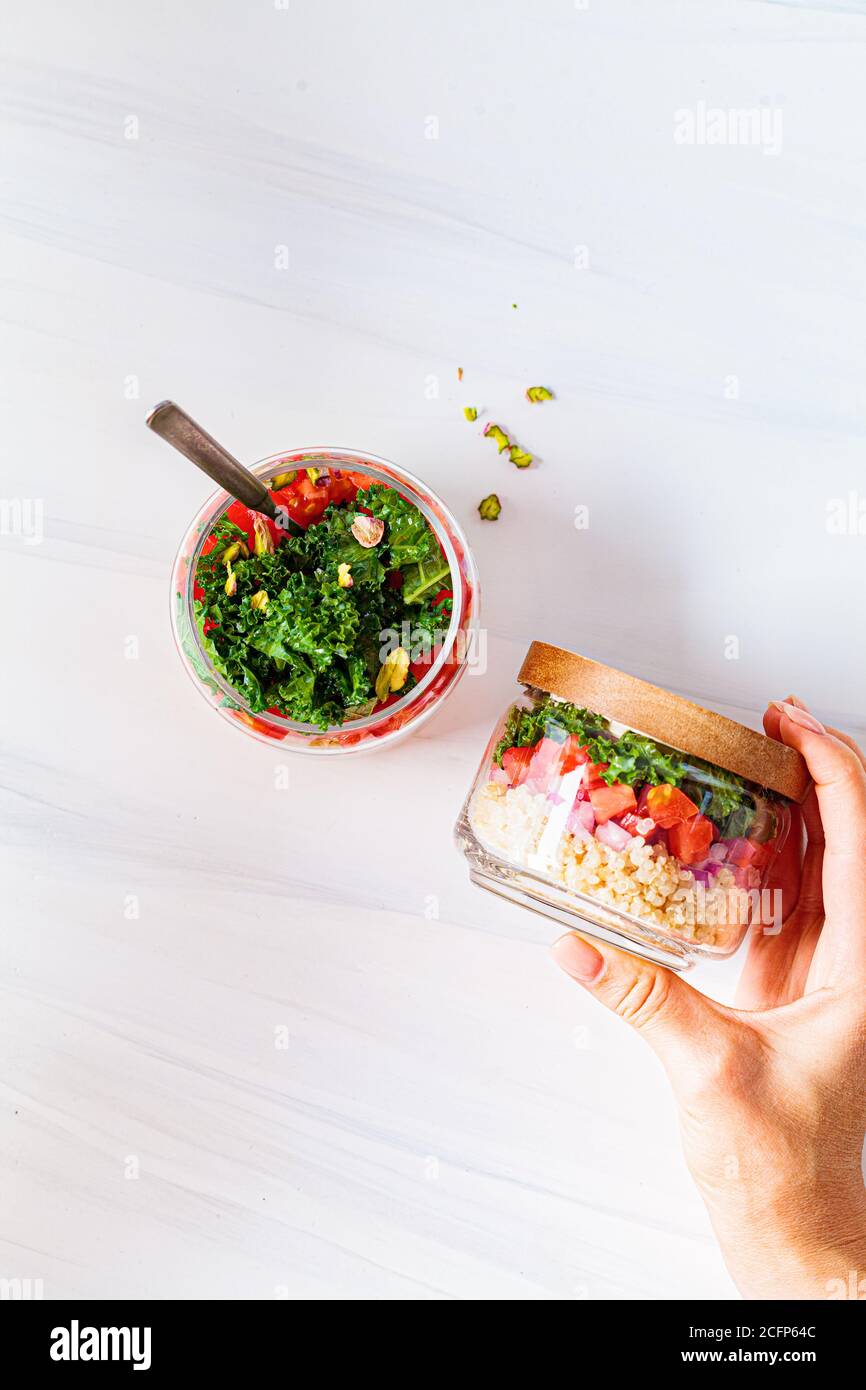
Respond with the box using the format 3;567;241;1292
456;643;810;969
171;448;479;754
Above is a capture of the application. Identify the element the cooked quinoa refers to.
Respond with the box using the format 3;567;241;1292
470;781;747;948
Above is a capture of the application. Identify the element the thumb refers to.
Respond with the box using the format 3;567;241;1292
551;932;726;1078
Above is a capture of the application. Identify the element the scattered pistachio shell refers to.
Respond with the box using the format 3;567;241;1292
252;514;275;556
224;565;238;596
250;589;270;612
478;494;502;520
457;367;463;381
463;406;477;422
337;562;353;588
483;423;511;453
509;446;533;469
270;470;297;488
375;646;410;701
350;513;385;548
526;385;554;404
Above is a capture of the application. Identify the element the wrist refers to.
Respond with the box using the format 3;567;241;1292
708;1171;866;1300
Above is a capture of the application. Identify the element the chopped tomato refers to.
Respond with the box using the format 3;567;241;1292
645;783;701;828
585;760;609;787
267;469;363;532
560;735;590;773
236;711;286;741
224;499;282;549
668;814;714;865
226;500;252;532
270;475;329;528
326;471;359;507
345;470;376;492
502;745;535;786
589;782;637;825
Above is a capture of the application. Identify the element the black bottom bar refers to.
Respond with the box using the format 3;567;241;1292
1;1298;861;1375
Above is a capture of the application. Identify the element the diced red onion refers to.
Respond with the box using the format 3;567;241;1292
595;821;634;853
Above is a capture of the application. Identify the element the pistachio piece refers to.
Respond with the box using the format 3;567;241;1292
463;406;477;422
350;513;385;548
457;366;463;381
250;589;269;612
526;385;554;404
305;467;330;486
478;494;502;520
252;514;275;556
219;538;248;564
270;470;297;488
509;446;533;469
483;423;511;453
224;565;238;596
337;562;353;588
375;646;410;701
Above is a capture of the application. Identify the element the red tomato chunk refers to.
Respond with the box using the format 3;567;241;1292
589;783;637;825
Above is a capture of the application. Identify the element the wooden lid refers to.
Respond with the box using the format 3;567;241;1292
517;642;810;802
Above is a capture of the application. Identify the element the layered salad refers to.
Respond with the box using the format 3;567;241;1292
469;692;786;948
193;469;455;729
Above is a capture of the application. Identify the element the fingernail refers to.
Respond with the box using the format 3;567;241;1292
770;700;826;734
551;932;605;984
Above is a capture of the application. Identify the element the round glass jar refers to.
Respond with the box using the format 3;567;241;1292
456;643;810;969
171;448;480;754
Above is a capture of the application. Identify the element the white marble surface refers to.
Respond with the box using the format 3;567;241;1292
2;0;865;1301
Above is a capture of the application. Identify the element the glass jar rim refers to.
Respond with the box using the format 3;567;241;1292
178;447;476;736
517;642;810;802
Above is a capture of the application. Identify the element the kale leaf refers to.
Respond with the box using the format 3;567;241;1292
354;484;436;567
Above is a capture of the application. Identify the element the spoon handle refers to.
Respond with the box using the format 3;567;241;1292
146;400;277;519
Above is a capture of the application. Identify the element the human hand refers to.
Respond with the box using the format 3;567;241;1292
552;697;866;1299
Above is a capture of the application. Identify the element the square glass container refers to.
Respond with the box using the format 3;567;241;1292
455;643;810;970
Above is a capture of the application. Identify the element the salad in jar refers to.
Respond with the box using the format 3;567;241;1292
457;644;810;968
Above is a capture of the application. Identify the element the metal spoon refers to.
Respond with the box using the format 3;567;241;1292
146;400;278;520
